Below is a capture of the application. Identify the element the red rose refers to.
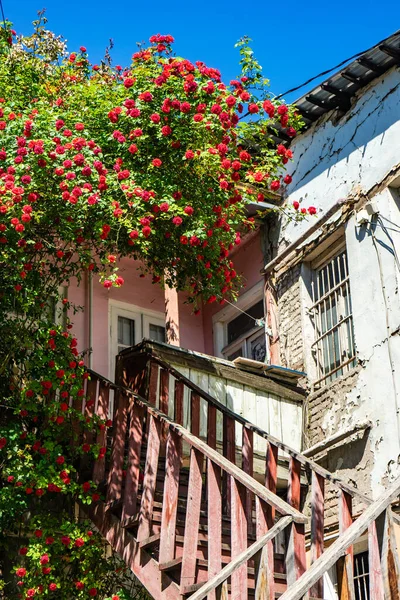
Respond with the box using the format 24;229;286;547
185;150;194;159
40;554;49;565
270;180;280;191
308;206;317;215
16;568;26;577
152;158;162;167
277;104;288;115
248;103;259;114
89;588;98;597
19;547;28;555
142;226;151;237
75;537;85;547
82;482;91;493
284;175;292;184
61;536;71;547
75;582;85;590
42;567;51;575
172;216;182;226
124;78;134;88
49;583;57;591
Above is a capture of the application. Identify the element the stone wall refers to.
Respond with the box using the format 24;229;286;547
275;264;304;372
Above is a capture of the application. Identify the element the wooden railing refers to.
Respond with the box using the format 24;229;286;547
82;368;306;600
81;356;400;600
116;350;400;598
279;476;400;600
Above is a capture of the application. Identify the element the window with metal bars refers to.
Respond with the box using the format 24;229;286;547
311;248;356;386
354;552;370;599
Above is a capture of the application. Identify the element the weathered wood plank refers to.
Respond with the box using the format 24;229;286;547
191;391;201;438
174;380;184;425
265;442;278;525
242;427;254;533
180;448;204;591
159;368;169;416
368;520;385;600
92;381;110;484
137;415;161;541
286;458;306;586
147;361;158;406
222;414;235;513
159;430;182;565
231;476;248;600
106;390;129;504
374;508;400;600
83;377;98;446
207;404;217;450
337;491;355;600
278;477;400;600
207;458;222;600
186;516;293;600
255;497;275;600
121;403;145;524
310;472;325;599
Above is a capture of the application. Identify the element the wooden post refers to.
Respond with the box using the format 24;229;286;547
174;380;184;425
310;472;325;599
92;381;110;484
106;390;129;505
254;442;279;600
159;430;182;565
137;415;161;542
286;457;306;587
180;448;204;592
147;361;158;406
207;459;222;600
337;491;356;600
165;284;180;346
368;520;385;600
222;414;235;514
121;403;144;525
242;428;254;533
231;476;248;600
373;508;400;600
191;391;201;438
207;404;217;450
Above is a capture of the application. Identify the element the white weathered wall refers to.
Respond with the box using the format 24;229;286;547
278;67;400;497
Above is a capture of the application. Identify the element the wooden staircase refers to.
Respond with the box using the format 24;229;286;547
78;349;400;600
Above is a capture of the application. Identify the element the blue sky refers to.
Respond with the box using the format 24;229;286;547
6;0;400;102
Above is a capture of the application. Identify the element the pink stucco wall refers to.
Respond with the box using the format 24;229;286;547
67;256;206;378
201;230;264;355
67;230;262;377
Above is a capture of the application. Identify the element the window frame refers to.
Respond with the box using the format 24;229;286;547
309;243;356;387
108;300;165;380
212;280;268;363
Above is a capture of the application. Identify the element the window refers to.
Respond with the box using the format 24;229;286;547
354;552;370;600
117;316;135;354
311;248;356;386
149;323;166;343
223;301;266;362
109;300;166;380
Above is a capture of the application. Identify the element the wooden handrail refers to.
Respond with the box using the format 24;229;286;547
87;369;308;524
278;476;400;600
140;354;372;505
187;516;293;600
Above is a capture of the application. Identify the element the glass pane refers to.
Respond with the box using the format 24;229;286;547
118;316;135;346
249;333;266;363
227;300;264;344
149;323;165;343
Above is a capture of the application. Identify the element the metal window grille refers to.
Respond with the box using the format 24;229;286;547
354;552;370;600
311;248;356;386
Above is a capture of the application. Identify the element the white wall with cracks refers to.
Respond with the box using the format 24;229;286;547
276;66;400;497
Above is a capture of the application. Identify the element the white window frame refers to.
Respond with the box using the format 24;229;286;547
108;300;165;380
212;280;268;362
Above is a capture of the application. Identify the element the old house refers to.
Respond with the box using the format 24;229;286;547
66;30;400;600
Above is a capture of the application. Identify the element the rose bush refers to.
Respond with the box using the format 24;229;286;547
0;12;310;598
